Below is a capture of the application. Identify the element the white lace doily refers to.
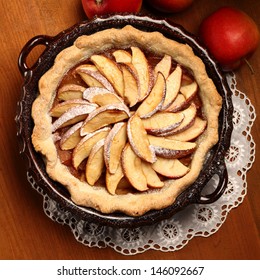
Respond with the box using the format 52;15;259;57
27;73;256;255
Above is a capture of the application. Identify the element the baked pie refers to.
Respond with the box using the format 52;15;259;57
31;25;222;216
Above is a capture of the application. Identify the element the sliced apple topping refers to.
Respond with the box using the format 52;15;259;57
152;157;190;178
154;54;172;78
60;121;83;150
141;161;164;188
50;47;206;195
90;55;125;97
85;139;105;186
161;64;182;110
83;87;124;106
180;80;198;103
83;86;112;98
76;64;114;92
113;49;132;63
52;104;97;132
72;127;110;170
80;104;130;135
120;63;140;107
148;135;197;159
106;163;124;195
131;46;152;101
127;114;156;163
141;111;184;135
168;117;207;142
160;103;197;136
104;122;127;174
57;84;86;101
166;81;198;113
121;143;148;192
166;93;187;112
181;73;194;86
136;72;166;118
50;99;97;118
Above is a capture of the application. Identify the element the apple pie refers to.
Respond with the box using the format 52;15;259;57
31;25;222;216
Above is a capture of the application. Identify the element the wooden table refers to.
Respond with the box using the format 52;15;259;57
1;0;259;260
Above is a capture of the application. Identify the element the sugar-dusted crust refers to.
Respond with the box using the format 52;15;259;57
31;25;222;216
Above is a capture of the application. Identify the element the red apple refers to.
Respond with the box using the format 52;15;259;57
199;6;259;71
145;0;193;13
81;0;142;19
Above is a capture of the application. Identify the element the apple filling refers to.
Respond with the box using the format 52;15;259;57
50;47;207;195
31;25;223;215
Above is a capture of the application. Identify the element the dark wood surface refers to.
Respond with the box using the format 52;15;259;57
0;0;259;259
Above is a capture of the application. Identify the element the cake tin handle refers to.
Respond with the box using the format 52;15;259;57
18;35;53;77
196;161;228;204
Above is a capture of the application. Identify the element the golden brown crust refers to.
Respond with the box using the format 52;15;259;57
31;25;222;216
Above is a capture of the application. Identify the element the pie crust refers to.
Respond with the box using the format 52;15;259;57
31;25;222;216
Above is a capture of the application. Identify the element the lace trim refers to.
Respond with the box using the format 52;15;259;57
27;73;256;255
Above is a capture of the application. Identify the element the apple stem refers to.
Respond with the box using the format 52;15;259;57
95;0;103;5
244;58;255;75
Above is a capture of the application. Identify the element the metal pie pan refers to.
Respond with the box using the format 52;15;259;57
16;14;233;228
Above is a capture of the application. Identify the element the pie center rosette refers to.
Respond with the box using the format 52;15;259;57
31;25;222;216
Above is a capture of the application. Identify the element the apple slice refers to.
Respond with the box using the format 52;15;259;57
59;121;83;150
112;49;132;63
127;114;156;163
80;104;130;135
121;143;148;192
50;99;97;118
131;46;152;101
165;93;186;112
141;161;164;188
72;127;110;169
161;64;182;110
136;72;166;118
106;163;124;195
90;54;124;97
57;84;86;100
114;177;135;195
120;63;140;107
104;122;127;174
85;139;105;186
52;104;96;132
160;103;197;136
83;86;112;98
76;64;114;92
141;111;184;135
148;135;197;159
83;87;124;106
179;80;198;103
56;145;71;166
181;73;194;86
152;157;190;178
168;117;207;142
154;54;172;78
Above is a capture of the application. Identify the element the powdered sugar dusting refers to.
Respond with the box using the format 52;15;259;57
52;105;96;132
83;87;113;99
